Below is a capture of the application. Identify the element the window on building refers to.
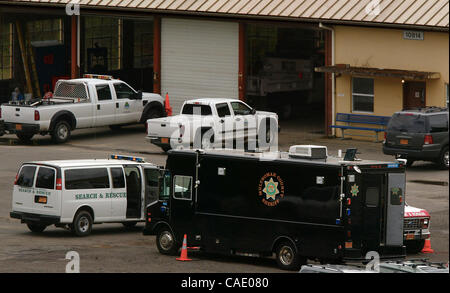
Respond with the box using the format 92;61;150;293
84;17;122;72
0;23;13;80
133;21;153;69
352;77;374;113
26;18;63;45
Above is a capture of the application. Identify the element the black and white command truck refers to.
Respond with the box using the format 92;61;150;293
143;145;407;270
0;74;166;143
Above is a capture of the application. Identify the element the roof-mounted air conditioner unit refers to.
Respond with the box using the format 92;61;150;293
288;145;328;160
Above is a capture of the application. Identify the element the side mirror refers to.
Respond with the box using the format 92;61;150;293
251;108;257;115
135;90;143;100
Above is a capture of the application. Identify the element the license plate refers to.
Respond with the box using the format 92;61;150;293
161;138;169;144
400;139;408;145
406;234;415;240
15;124;22;131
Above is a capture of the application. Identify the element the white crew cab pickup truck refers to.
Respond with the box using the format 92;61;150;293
0;74;166;143
146;98;279;152
10;155;162;236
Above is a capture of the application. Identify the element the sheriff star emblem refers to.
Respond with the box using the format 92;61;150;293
263;177;279;200
350;184;359;197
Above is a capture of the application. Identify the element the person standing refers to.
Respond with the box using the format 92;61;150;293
11;87;24;102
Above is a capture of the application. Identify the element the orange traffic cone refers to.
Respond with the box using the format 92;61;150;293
176;234;192;261
421;238;434;254
165;92;173;117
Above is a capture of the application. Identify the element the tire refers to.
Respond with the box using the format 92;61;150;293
122;221;138;228
437;146;449;170
406;240;425;254
275;241;304;271
51;120;71;144
26;223;46;233
143;108;163;132
201;131;214;150
71;210;93;237
16;132;34;143
258;119;276;148
156;227;179;255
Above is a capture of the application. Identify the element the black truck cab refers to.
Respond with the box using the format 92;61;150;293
144;146;406;270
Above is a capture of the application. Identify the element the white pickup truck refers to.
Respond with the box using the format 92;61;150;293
146;98;279;152
0;75;166;143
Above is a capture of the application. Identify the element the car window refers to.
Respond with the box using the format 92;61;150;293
173;175;192;200
110;167;125;189
96;84;112;101
181;104;212;116
387;113;427;133
429;114;449;133
65;168;110;190
17;165;37;188
36;167;55;190
114;83;135;100
216;103;231;117
231;101;252;115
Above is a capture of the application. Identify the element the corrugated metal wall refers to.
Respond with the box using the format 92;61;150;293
161;18;239;113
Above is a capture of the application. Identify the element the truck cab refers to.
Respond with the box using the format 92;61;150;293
144;146;407;270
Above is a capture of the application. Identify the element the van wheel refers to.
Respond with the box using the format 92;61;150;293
26;223;46;233
72;210;93;237
438;147;449;170
16;132;34;143
156;228;179;255
122;221;138;228
275;241;304;271
51;120;71;144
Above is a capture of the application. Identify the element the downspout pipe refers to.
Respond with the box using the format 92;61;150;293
319;22;336;136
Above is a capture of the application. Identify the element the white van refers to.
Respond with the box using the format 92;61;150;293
10;155;162;236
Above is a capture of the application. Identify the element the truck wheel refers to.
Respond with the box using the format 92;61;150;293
71;210;93;237
143;108;163;132
406;240;425;254
51;120;71;144
437;146;449;170
406;160;415;168
156;228;179;255
16;132;34;143
275;241;303;271
26;223;46;233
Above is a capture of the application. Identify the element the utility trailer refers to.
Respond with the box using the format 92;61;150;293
143;146;407;270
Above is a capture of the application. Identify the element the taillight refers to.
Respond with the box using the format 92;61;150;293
424;134;433;145
56;178;62;190
14;173;18;185
383;132;387;143
34;110;40;121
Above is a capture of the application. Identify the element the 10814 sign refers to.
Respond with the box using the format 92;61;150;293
403;30;424;41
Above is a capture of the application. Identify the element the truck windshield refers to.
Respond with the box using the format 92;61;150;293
181;104;212;116
387;113;427;133
159;171;171;200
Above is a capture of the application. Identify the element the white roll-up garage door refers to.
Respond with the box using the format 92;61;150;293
161;18;239;114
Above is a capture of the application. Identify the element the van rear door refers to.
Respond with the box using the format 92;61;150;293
12;165;38;214
385;173;405;246
32;166;61;216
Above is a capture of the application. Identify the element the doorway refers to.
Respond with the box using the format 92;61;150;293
403;81;426;109
124;166;142;218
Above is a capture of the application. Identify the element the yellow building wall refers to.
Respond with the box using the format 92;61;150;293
333;25;449;140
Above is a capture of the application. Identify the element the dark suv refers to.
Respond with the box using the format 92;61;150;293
383;107;449;169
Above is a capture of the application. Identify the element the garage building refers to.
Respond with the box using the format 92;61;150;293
0;0;448;138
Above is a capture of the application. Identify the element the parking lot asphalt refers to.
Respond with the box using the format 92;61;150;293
0;124;448;272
